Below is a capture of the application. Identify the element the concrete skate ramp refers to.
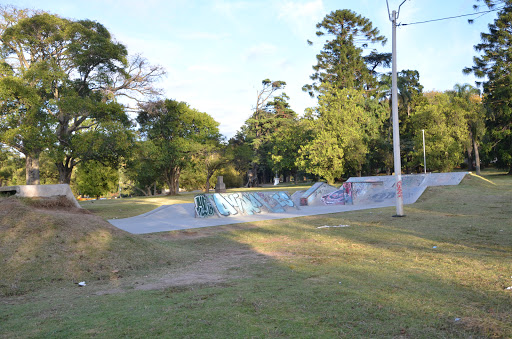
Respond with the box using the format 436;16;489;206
423;172;467;186
109;201;393;234
193;191;298;218
346;172;468;206
298;182;337;206
108;172;468;234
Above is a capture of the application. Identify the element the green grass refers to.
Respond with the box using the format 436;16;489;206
1;171;511;338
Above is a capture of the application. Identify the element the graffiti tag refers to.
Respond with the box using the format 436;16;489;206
396;180;403;199
194;194;215;218
195;191;296;218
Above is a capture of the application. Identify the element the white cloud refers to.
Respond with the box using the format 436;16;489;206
212;0;253;19
187;64;230;75
243;43;278;61
181;32;231;41
277;0;325;38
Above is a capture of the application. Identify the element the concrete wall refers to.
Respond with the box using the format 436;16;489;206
298;182;337;206
0;184;81;208
194;191;297;218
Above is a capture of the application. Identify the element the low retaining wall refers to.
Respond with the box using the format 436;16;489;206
194;191;297;218
0;184;81;208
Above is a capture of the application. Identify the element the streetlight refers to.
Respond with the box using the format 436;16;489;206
387;0;407;217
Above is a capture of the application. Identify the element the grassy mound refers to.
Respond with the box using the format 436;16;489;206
0;197;174;296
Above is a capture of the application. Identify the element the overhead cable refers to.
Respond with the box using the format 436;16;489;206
399;7;504;26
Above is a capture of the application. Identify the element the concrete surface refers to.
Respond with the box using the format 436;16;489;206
108;201;392;234
0;184;81;208
109;172;469;234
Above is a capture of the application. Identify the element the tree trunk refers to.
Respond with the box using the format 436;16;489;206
26;155;40;185
205;174;211;193
466;146;474;171
56;163;73;184
467;131;474;171
166;167;180;195
472;136;481;176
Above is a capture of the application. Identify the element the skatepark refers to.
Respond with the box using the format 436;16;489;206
108;172;468;234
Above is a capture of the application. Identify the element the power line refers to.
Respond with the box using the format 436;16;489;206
398;7;504;26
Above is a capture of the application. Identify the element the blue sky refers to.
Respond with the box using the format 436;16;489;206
8;0;496;138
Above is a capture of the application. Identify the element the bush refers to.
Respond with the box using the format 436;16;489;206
218;165;244;188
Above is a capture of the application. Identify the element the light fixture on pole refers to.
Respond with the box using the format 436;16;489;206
387;0;407;217
422;129;426;174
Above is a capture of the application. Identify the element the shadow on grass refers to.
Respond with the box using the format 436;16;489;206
1;174;511;337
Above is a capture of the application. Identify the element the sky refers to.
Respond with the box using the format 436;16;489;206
7;0;498;138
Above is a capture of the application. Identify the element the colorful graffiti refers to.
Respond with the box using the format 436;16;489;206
194;191;296;218
321;182;353;205
299;182;337;206
194;194;215;218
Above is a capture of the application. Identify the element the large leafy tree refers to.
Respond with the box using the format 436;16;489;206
124;140;164;196
464;1;512;173
448;84;485;174
409;92;469;172
377;70;424;173
0;8;163;184
236;79;297;186
303;9;389;97
136;99;221;195
297;86;385;183
75;160;119;199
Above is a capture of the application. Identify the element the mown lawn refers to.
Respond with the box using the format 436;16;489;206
1;172;511;338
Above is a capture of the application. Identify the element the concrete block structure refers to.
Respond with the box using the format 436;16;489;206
0;184;81;208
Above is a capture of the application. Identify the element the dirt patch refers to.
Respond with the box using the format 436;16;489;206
95;248;268;295
143;223;262;240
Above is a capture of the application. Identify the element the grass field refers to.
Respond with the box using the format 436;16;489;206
1;171;511;338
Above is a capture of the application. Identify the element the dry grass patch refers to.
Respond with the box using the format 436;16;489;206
0;197;176;296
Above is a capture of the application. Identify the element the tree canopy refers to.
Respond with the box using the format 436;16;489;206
303;9;389;97
136;99;221;195
464;2;512;173
0;8;163;184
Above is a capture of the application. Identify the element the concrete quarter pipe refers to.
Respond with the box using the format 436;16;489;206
108;172;468;234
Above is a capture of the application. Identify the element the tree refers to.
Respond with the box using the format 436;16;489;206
75;160;119;199
464;2;512;173
200;145;227;193
0;8;164;184
270;117;309;182
448;84;485;174
409;92;468;172
236;79;295;186
303;9;388;97
121;140;162;196
0;146;24;186
136;99;221;195
297;86;385;183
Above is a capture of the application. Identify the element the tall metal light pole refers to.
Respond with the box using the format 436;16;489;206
387;0;407;217
422;129;426;174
